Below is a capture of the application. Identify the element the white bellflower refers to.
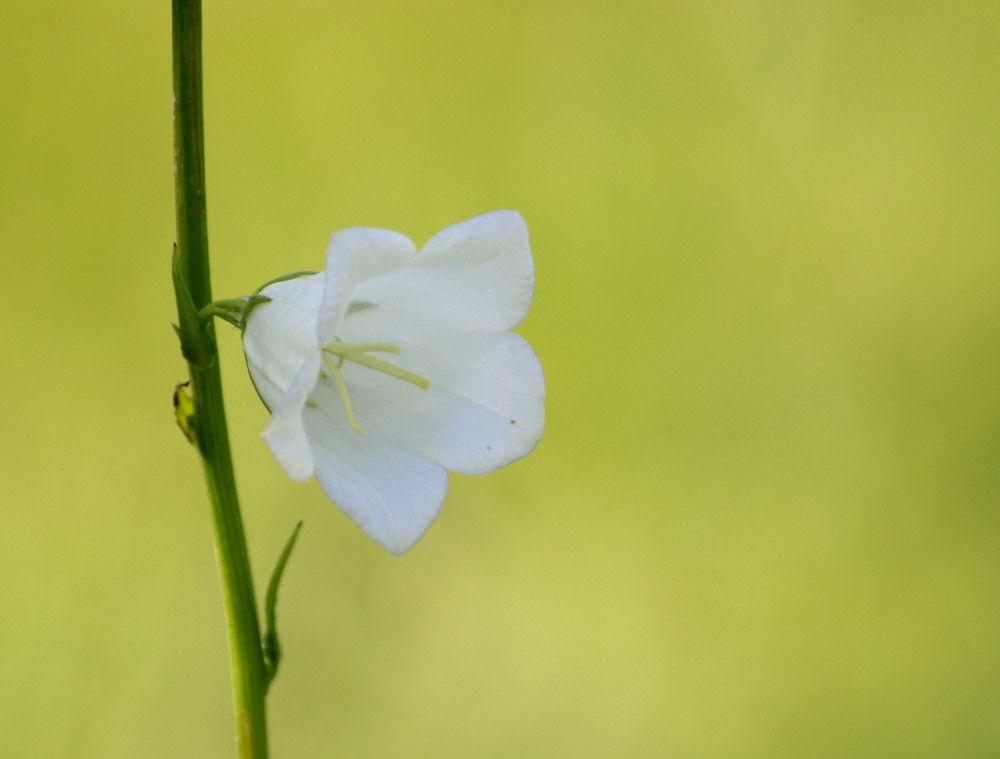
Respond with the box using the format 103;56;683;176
242;211;544;554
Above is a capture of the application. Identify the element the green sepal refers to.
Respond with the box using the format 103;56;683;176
199;294;272;331
262;521;303;691
171;244;212;366
196;269;317;331
252;270;318;295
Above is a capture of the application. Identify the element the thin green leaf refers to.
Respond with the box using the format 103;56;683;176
262;521;304;690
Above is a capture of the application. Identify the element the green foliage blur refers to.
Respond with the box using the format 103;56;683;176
2;1;998;756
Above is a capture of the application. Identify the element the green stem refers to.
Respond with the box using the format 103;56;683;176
172;2;269;757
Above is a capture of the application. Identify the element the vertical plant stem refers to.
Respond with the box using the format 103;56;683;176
172;1;269;756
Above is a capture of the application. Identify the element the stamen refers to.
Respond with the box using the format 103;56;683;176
337;351;431;390
327;342;402;355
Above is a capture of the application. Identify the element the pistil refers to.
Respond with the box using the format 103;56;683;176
319;341;431;434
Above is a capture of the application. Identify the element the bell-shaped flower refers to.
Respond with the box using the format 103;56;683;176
242;210;544;555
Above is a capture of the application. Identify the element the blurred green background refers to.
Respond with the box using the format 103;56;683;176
2;1;999;756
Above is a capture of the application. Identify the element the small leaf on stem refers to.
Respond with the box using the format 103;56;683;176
262;521;304;690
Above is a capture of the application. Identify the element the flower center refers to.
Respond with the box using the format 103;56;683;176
319;340;431;435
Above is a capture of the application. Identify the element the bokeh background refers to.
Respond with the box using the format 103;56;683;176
2;1;998;756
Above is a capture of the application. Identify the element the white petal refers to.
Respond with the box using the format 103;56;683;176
302;403;449;555
331;300;545;474
316;227;417;347
260;351;322;482
358;210;534;332
242;275;325;400
242;275;325;481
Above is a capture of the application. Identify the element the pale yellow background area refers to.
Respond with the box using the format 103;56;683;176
1;1;998;757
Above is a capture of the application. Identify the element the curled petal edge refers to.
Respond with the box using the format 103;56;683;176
261;352;321;482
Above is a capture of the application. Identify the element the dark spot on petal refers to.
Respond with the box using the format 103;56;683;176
510;419;517;425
